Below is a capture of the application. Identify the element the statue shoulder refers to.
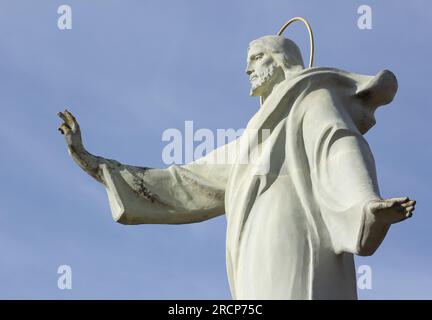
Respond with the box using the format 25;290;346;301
287;67;398;134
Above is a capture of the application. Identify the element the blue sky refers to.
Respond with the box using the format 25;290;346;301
0;0;430;299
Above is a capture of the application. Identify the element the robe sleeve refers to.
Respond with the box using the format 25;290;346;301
303;88;389;256
100;141;233;225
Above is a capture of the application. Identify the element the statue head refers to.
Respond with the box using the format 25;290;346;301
246;35;305;99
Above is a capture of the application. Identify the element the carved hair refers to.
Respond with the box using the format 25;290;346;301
249;35;305;71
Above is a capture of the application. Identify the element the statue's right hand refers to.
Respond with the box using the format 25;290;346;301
57;109;104;183
57;109;83;150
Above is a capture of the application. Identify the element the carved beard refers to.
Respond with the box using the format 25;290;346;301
251;62;279;95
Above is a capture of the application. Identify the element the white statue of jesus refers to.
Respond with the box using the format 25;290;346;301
58;35;416;299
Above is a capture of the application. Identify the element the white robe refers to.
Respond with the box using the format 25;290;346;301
101;67;398;299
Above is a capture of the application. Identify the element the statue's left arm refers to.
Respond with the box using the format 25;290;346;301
302;86;415;256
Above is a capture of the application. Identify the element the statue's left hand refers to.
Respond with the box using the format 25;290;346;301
368;197;416;225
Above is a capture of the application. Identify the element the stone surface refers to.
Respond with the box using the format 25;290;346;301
58;35;416;300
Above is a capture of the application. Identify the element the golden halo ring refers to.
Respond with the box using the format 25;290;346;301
277;17;314;68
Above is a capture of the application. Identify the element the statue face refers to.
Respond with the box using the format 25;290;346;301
246;43;283;97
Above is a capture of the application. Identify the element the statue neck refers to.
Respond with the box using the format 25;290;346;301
260;66;304;106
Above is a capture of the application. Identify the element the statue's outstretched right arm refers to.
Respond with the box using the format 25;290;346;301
58;110;231;225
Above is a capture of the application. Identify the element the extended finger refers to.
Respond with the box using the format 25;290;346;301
401;200;416;208
58;111;69;124
399;205;415;213
390;197;409;205
64;109;78;129
58;123;71;135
